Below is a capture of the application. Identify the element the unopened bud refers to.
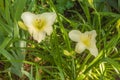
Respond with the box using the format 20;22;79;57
63;50;74;56
116;19;120;32
18;21;28;30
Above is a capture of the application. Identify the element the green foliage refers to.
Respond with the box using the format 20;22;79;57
0;0;120;80
0;0;27;78
53;0;74;13
91;0;120;13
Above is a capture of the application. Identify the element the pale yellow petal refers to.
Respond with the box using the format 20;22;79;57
75;42;86;53
69;30;81;42
32;31;46;43
37;12;56;27
81;30;97;48
85;30;98;57
44;26;53;35
88;45;98;57
36;12;56;35
21;12;35;28
84;30;97;40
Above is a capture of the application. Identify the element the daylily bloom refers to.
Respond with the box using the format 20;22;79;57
69;30;98;57
21;12;56;43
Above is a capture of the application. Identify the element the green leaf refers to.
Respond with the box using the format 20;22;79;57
0;31;4;45
106;0;119;11
13;0;27;20
0;37;12;49
103;57;120;73
0;0;4;10
98;12;120;18
78;0;91;23
4;0;11;24
55;0;74;13
0;49;14;63
118;0;120;11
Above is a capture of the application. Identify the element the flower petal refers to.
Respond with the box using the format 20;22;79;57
84;30;97;41
21;12;35;28
81;30;97;47
69;30;81;42
85;30;98;57
32;31;46;43
75;42;86;53
44;26;53;35
88;45;98;57
91;30;97;37
21;12;56;43
37;12;56;27
37;12;56;35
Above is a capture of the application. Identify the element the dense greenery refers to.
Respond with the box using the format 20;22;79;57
0;0;120;80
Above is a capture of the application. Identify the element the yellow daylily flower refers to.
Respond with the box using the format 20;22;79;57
69;30;98;57
21;12;56;43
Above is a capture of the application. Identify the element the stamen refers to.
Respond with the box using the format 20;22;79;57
80;34;91;47
33;18;45;31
